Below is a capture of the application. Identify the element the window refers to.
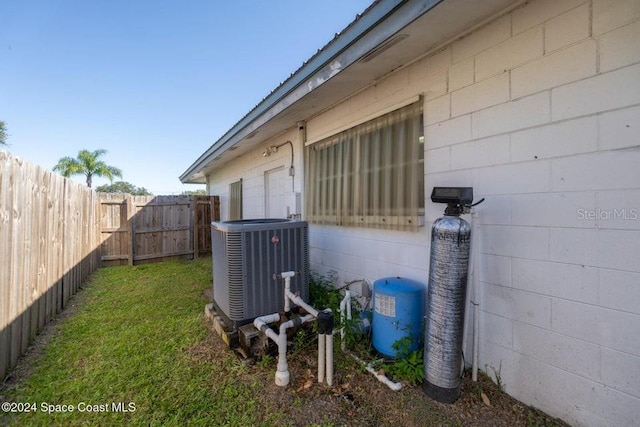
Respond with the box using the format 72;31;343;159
305;100;424;231
229;179;242;220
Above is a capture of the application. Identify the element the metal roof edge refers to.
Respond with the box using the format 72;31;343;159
180;0;439;183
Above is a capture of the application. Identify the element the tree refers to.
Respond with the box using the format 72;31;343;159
0;120;7;146
181;189;207;196
96;181;152;196
53;149;122;188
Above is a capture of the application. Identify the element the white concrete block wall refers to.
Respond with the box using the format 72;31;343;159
204;0;640;424
207;128;302;221
308;224;430;286
301;0;640;425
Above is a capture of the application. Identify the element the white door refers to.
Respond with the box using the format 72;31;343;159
265;166;289;218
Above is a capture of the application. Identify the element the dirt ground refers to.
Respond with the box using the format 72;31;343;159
194;320;568;427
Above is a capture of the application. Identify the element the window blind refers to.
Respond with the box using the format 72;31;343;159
305;100;424;231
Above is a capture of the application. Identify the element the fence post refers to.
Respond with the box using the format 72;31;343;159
126;196;134;266
212;196;220;221
193;196;199;259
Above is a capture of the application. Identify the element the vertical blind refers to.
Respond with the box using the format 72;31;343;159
229;179;242;220
305;100;424;231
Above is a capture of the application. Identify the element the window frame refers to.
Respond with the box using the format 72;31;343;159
305;100;424;231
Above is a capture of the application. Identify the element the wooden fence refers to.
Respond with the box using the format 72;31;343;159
1;152;221;380
99;194;220;266
0;152;101;380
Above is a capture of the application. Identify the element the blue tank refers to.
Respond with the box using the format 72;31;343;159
372;277;425;358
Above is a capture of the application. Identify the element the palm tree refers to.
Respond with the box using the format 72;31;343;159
53;149;123;188
0;120;7;146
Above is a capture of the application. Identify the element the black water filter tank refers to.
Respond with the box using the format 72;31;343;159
423;187;473;403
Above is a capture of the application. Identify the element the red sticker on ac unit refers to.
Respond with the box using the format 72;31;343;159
271;235;279;244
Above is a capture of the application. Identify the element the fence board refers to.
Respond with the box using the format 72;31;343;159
194;196;219;256
0;153;101;380
0;153;12;377
99;194;130;267
10;156;25;367
0;153;220;380
99;195;219;265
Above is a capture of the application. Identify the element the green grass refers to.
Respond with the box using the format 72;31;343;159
0;259;282;427
1;260;567;427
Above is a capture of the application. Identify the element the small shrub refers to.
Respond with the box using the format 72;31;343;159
308;273;370;352
308;273;342;314
384;335;425;385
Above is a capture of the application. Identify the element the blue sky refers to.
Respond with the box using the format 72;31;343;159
0;0;372;193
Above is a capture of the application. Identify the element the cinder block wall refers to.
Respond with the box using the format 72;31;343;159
306;0;640;425
207;128;301;221
207;0;640;424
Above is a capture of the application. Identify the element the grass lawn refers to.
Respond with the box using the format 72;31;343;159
1;258;566;427
0;258;284;426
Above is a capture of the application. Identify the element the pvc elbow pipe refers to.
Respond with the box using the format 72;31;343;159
348;352;402;391
287;291;319;317
254;313;281;327
279;271;296;313
254;314;280;347
257;272;334;388
367;363;402;391
266;313;315;388
339;291;351;351
280;271;296;279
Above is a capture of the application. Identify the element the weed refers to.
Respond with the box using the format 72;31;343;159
256;354;274;369
386;349;425;385
489;361;504;392
308;273;342;314
291;326;316;355
309;272;371;354
373;335;423;385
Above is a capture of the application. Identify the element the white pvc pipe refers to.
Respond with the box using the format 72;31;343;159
349;352;402;391
254;313;283;384
255;271;333;388
339;291;351;351
281;271;296;313
339;292;401;391
326;333;334;386
254;312;281;343
472;298;479;382
276;328;290;386
254;312;315;387
286;291;319;317
461;209;474;374
471;209;480;382
318;333;326;383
